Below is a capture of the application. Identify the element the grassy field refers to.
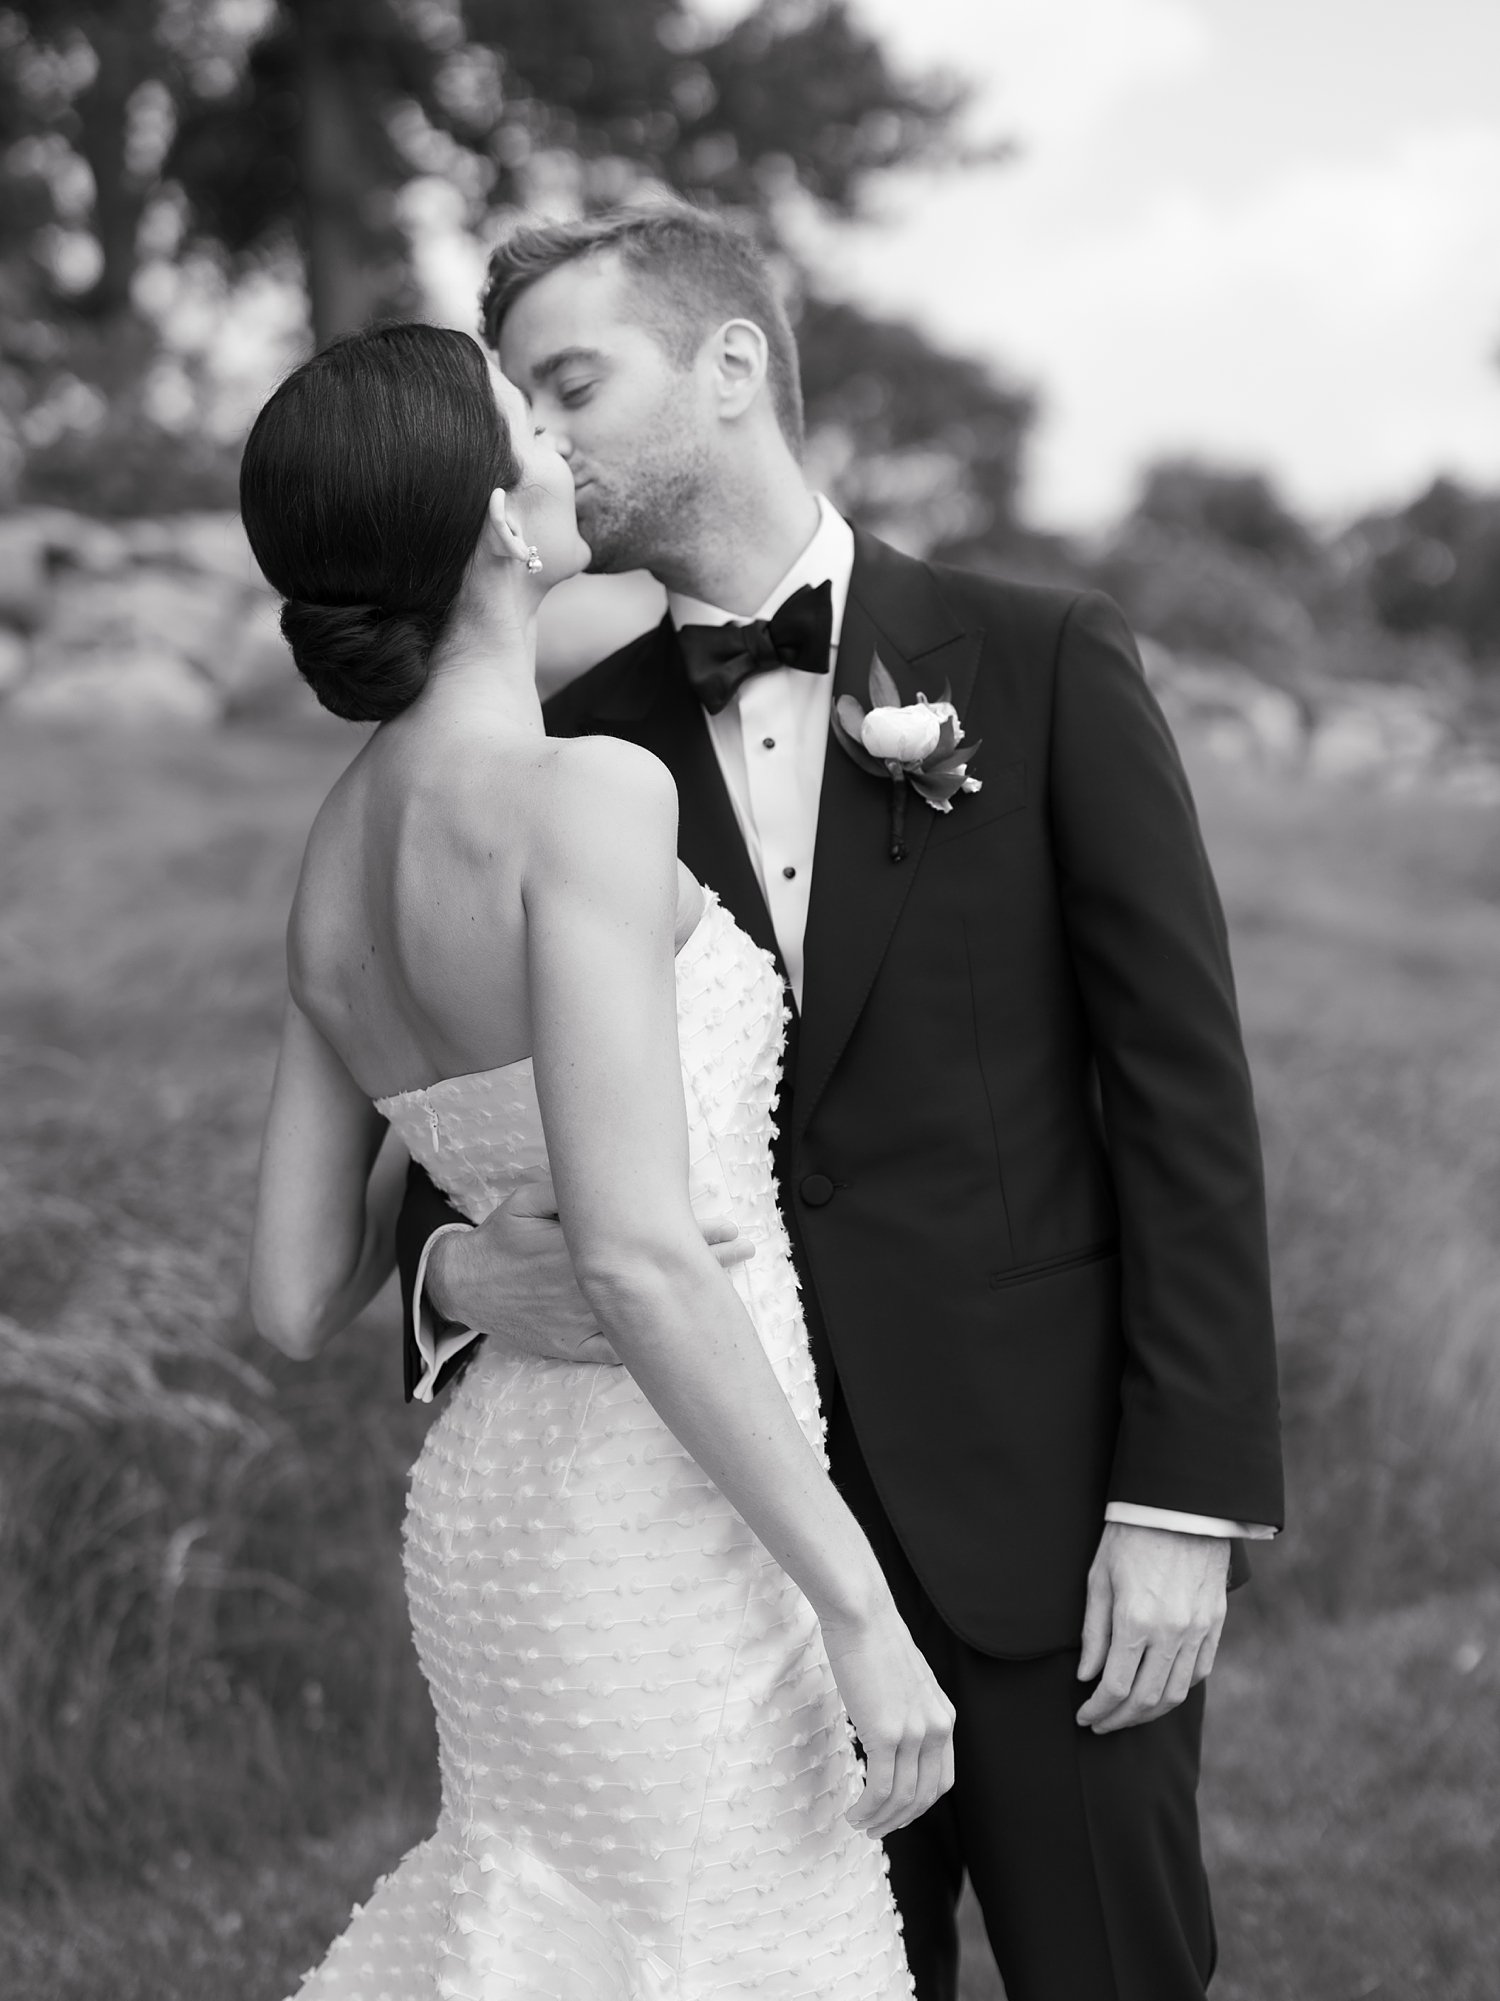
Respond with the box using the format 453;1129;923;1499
0;716;1496;1998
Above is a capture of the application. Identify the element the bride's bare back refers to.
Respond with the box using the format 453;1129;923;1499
287;713;702;1103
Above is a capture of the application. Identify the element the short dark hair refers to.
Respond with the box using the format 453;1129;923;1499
240;324;520;723
481;203;805;453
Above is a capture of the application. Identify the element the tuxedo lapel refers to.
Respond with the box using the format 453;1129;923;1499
794;531;982;1133
602;619;784;976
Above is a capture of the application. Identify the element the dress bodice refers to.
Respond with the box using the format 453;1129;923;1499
376;889;786;1221
377;892;800;1403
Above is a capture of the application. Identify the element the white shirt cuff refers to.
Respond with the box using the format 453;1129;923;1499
1105;1502;1278;1540
410;1221;483;1404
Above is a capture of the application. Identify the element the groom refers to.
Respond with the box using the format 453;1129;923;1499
395;204;1282;2001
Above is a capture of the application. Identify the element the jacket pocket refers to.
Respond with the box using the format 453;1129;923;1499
929;757;1027;845
986;1241;1118;1291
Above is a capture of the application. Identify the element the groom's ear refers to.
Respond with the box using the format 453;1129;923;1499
711;319;770;422
485;487;533;567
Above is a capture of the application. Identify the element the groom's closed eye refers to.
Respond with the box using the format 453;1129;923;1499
529;346;607;402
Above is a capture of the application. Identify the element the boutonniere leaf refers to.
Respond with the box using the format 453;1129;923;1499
830;658;984;861
869;655;903;711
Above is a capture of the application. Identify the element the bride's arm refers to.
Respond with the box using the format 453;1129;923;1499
249;998;407;1358
527;737;953;1839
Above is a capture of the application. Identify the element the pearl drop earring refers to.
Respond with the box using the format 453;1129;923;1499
526;546;543;574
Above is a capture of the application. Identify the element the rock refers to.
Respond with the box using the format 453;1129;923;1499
118;518;181;566
1246;686;1306;765
9;649;222;726
213;592;292;702
179;512;267;588
44;569;247;676
1143;645;1307;771
1307;686;1447;781
24;507;132;576
0;507;292;728
1141;643;1500;800
0;626;29;696
126;511;266;589
0;517;50;628
1439;753;1500;807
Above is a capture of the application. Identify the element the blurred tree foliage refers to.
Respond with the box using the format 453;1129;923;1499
1131;459;1316;567
797;296;1040;568
169;0;979;343
1094;457;1500;696
1092;459;1325;684
1350;477;1500;672
1;0;177;327
0;0;1031;547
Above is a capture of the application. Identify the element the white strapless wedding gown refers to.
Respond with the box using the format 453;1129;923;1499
287;893;913;2001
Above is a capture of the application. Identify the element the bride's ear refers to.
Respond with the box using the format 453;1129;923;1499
485;488;533;569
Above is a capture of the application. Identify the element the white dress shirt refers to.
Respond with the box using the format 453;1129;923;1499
416;494;1273;1541
666;494;849;1013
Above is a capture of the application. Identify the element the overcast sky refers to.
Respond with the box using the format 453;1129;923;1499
809;0;1500;528
408;0;1500;533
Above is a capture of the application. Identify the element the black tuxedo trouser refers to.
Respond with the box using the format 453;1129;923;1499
825;1394;1217;2001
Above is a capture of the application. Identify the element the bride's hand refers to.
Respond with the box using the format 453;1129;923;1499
819;1598;955;1840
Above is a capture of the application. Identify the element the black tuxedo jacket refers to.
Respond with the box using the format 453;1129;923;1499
395;529;1283;1656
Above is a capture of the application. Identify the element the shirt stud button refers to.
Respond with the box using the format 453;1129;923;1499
782;865;797;880
762;736;776;750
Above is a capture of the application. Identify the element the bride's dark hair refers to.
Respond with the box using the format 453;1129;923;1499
240;323;521;723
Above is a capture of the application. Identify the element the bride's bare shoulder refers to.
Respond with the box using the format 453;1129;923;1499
542;731;677;797
529;735;680;858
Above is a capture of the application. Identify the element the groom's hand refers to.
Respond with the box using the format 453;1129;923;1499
1075;1523;1230;1734
426;1175;754;1365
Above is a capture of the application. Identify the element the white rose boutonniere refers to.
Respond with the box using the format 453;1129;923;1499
830;658;983;861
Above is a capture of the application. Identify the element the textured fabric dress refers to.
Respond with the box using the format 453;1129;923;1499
287;893;914;2001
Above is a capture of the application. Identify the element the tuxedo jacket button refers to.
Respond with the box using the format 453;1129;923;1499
799;1173;834;1207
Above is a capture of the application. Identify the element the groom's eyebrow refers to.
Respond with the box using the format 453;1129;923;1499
529;346;606;385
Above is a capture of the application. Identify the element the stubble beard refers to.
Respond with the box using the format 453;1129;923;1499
579;428;713;580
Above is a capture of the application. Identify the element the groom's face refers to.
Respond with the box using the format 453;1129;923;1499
497;253;711;575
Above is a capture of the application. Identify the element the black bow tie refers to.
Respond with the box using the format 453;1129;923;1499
675;579;833;716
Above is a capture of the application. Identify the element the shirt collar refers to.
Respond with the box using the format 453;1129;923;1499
666;495;855;647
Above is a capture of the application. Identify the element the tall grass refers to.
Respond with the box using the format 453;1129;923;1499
0;719;1497;1993
1186;753;1500;1617
0;720;436;1896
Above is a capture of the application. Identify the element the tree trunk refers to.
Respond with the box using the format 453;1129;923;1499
73;0;156;322
298;3;399;346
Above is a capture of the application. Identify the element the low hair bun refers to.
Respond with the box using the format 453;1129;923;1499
241;325;522;722
279;599;433;723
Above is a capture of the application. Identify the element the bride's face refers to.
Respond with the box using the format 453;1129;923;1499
487;357;591;585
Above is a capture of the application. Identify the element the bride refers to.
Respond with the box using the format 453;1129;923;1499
241;321;952;1999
